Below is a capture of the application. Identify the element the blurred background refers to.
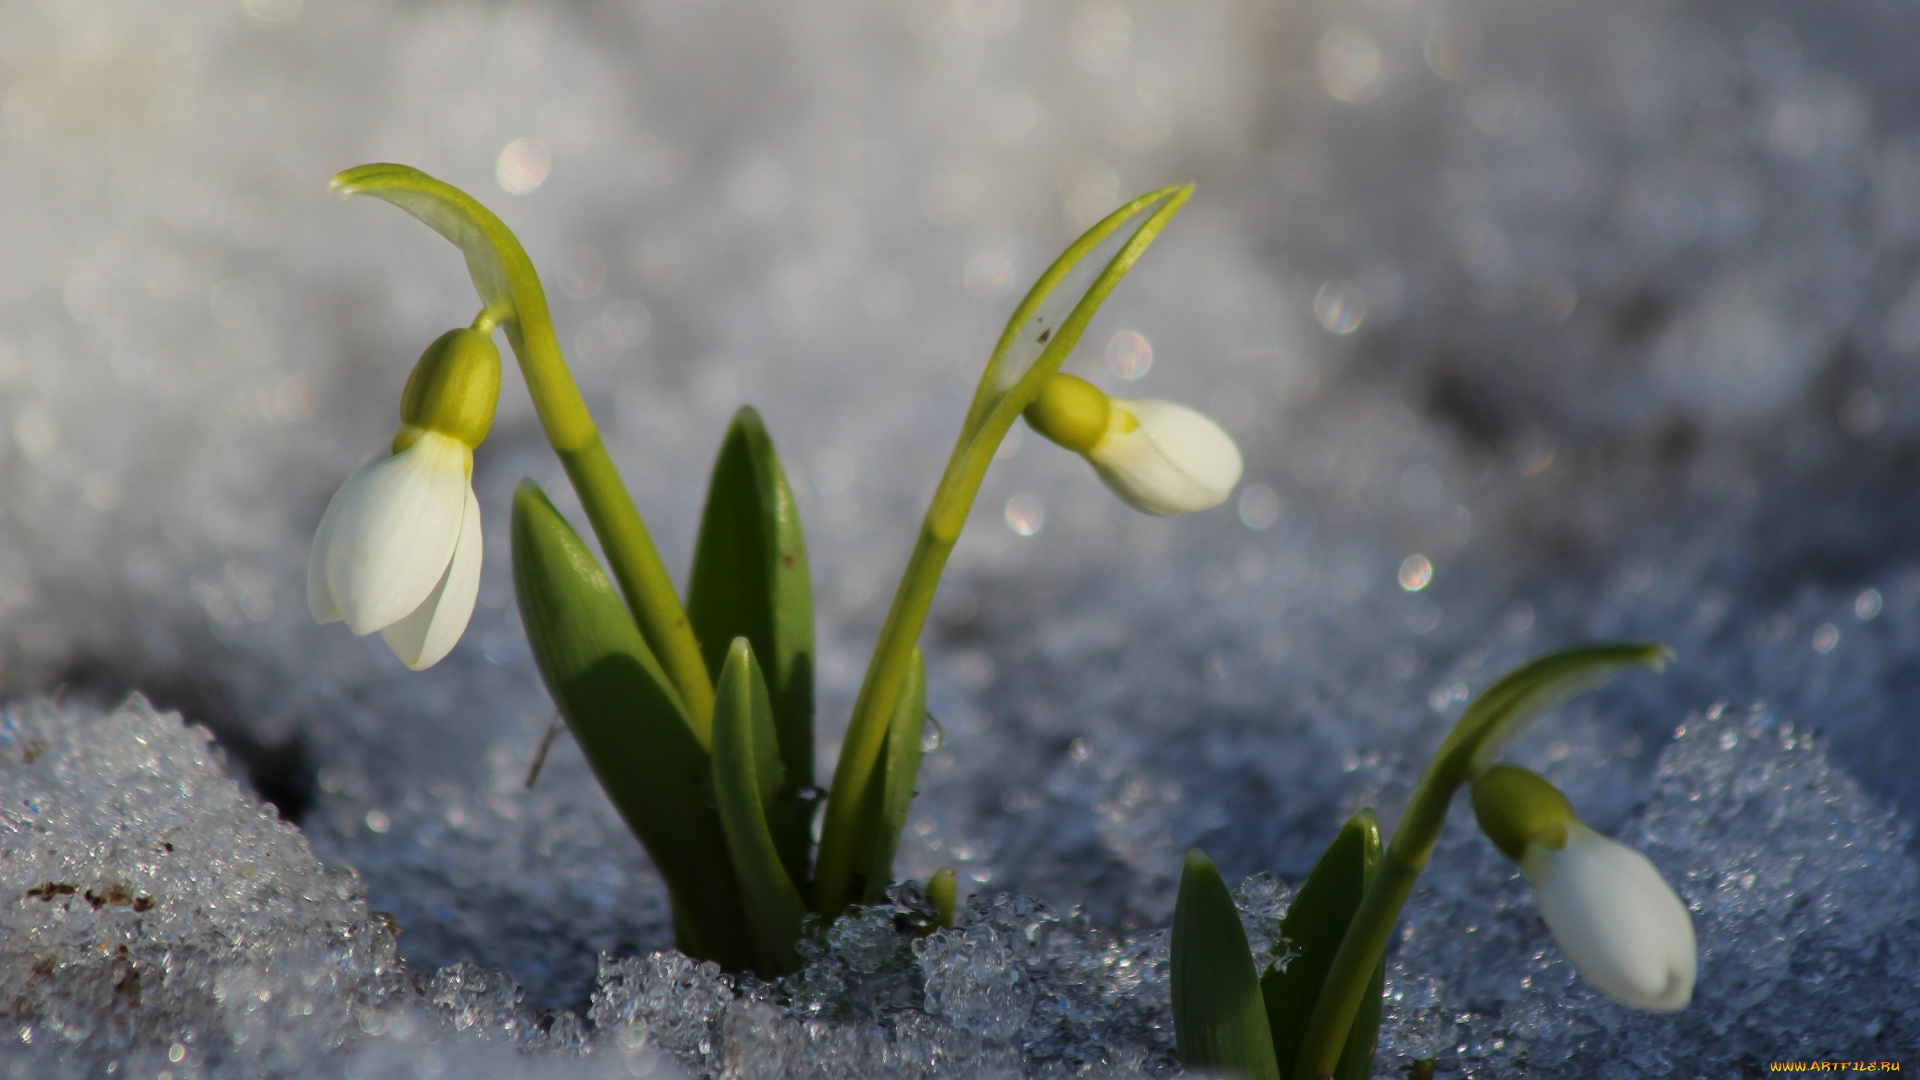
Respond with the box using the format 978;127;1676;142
2;0;1917;1044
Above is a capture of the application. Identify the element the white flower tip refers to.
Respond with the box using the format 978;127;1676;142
1085;398;1244;516
309;433;481;669
380;487;483;670
1524;823;1697;1012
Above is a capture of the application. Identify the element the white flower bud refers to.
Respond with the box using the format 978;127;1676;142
307;430;483;670
1084;399;1243;516
1521;822;1696;1012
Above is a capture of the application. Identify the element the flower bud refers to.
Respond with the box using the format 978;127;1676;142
1085;398;1242;516
397;327;501;452
1473;765;1696;1012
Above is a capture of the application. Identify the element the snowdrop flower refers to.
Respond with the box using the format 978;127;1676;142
1472;764;1695;1012
308;327;500;670
1024;374;1243;515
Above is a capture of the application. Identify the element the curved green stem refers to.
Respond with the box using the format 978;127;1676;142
1289;643;1671;1080
332;164;714;733
810;184;1193;919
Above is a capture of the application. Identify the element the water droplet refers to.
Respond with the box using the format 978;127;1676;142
364;809;391;834
1318;26;1385;103
1004;493;1045;536
1314;279;1368;334
963;250;1016;302
496;137;552;195
1237;484;1280;530
1854;588;1883;621
1399;554;1433;592
1105;330;1153;379
1811;623;1839;654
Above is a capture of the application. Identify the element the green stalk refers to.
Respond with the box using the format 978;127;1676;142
1289;643;1671;1080
331;164;715;734
809;184;1193;919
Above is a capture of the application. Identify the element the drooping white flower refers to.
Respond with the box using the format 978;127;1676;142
308;430;483;670
1522;822;1696;1011
1472;763;1695;1012
1085;398;1244;515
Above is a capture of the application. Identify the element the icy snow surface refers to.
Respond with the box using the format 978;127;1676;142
2;0;1920;1074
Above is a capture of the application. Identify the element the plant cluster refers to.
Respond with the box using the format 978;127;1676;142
306;166;1699;1076
308;165;1241;976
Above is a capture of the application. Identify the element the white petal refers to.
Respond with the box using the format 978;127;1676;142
320;433;471;635
1085;399;1244;516
1523;823;1696;1011
307;482;347;624
380;485;483;670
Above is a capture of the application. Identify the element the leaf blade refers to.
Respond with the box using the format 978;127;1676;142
510;480;752;972
711;638;810;976
1439;642;1674;776
1263;810;1382;1077
687;407;815;887
1173;848;1282;1080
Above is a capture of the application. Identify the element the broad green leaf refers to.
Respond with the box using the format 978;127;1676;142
687;405;815;889
1263;810;1382;1079
510;480;753;972
957;185;1193;454
853;648;927;905
711;638;809;976
1436;642;1673;777
1172;849;1282;1080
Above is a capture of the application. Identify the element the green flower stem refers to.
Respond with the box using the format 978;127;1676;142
1289;643;1670;1080
332;165;715;733
810;183;1194;921
809;426;1002;918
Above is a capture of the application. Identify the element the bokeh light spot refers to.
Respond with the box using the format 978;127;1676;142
496;137;552;195
1399;554;1433;592
1105;330;1153;379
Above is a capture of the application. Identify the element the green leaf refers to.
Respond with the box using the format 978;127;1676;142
1263;811;1381;1078
687;406;815;886
510;480;753;972
711;637;810;976
852;648;927;905
1173;849;1282;1080
1260;811;1384;1080
1436;642;1674;777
